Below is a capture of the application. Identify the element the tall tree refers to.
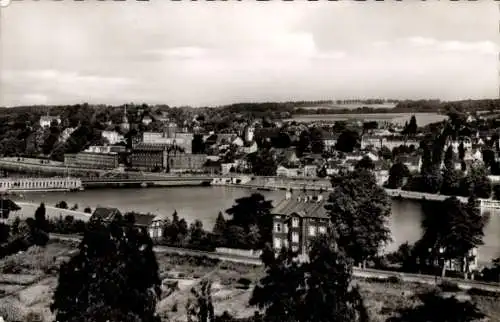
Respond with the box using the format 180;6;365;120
386;162;410;189
326;170;392;267
212;212;227;245
225;193;273;250
335;130;359;153
51;216;161;322
250;237;369;322
416;197;486;277
458;142;466;161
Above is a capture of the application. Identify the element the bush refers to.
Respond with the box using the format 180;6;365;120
438;280;461;292
467;287;500;297
387;276;402;284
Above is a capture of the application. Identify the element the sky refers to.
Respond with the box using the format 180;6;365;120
0;0;499;107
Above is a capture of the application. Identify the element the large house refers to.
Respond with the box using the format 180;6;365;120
90;207;156;231
39;115;61;128
271;191;330;259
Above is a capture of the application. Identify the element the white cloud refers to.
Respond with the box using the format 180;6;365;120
405;37;498;55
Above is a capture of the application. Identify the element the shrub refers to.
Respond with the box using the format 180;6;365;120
387;276;402;284
467;287;500;297
439;280;461;292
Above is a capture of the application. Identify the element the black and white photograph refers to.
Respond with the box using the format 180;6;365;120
0;0;500;321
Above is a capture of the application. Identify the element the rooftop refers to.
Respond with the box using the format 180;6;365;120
272;192;330;219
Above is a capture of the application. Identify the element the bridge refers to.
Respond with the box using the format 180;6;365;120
81;176;216;188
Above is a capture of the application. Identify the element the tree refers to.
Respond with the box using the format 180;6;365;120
250;237;369;322
84;207;92;214
440;169;463;196
186;279;215;322
443;145;455;170
326;170;392;267
335;130;359;153
249;149;277;177
163;210;188;246
11;216;21;236
482;148;495;169
417;197;486;277
51;216;162;322
309;128;325;154
188;220;209;250
225;193;274;250
458;142;465;160
389;290;485;322
460;166;492;198
494;185;500;200
387;162;410;189
355;156;375;171
34;202;49;234
212;212;226;246
403;115;418;136
192;134;206;154
55;200;68;209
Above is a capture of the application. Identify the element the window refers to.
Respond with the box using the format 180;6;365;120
292;218;299;228
318;226;326;234
275;223;282;233
274;238;282;250
292;232;299;243
284;225;289;234
309;226;316;237
292;246;299;252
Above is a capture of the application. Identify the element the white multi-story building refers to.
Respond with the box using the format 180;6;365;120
102;131;125;145
39;115;61;128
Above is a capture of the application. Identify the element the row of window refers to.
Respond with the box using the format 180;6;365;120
0;180;81;189
274;220;326;236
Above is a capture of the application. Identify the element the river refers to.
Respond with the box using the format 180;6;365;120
11;186;500;265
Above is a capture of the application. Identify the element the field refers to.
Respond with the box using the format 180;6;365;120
1;242;499;322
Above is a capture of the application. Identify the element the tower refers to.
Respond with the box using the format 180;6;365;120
121;105;130;132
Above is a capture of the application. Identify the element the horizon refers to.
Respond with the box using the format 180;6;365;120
1;1;498;107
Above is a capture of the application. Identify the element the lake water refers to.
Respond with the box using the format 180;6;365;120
12;186;500;265
289;113;448;126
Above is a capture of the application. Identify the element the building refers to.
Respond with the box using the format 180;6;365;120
39;115;61;128
149;217;165;240
121;106;130;132
271;191;329;257
0;199;21;223
102;131;125;145
64;149;119;170
243;124;255;143
142;115;153;126
129;145;165;172
90;207;155;230
167;153;207;172
59;127;76;143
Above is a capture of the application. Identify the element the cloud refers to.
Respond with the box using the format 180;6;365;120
21;94;49;105
405;37;498;55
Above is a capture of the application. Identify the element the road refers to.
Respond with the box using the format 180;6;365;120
50;233;500;293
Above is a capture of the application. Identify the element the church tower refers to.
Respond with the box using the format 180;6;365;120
121;105;130;132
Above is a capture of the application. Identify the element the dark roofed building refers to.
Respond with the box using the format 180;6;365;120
271;191;329;259
0;199;21;221
90;207;122;222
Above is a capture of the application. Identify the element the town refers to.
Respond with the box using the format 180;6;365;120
2;1;500;321
0;100;500;321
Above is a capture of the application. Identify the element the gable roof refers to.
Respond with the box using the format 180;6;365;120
91;207;121;222
272;193;330;219
0;199;21;211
